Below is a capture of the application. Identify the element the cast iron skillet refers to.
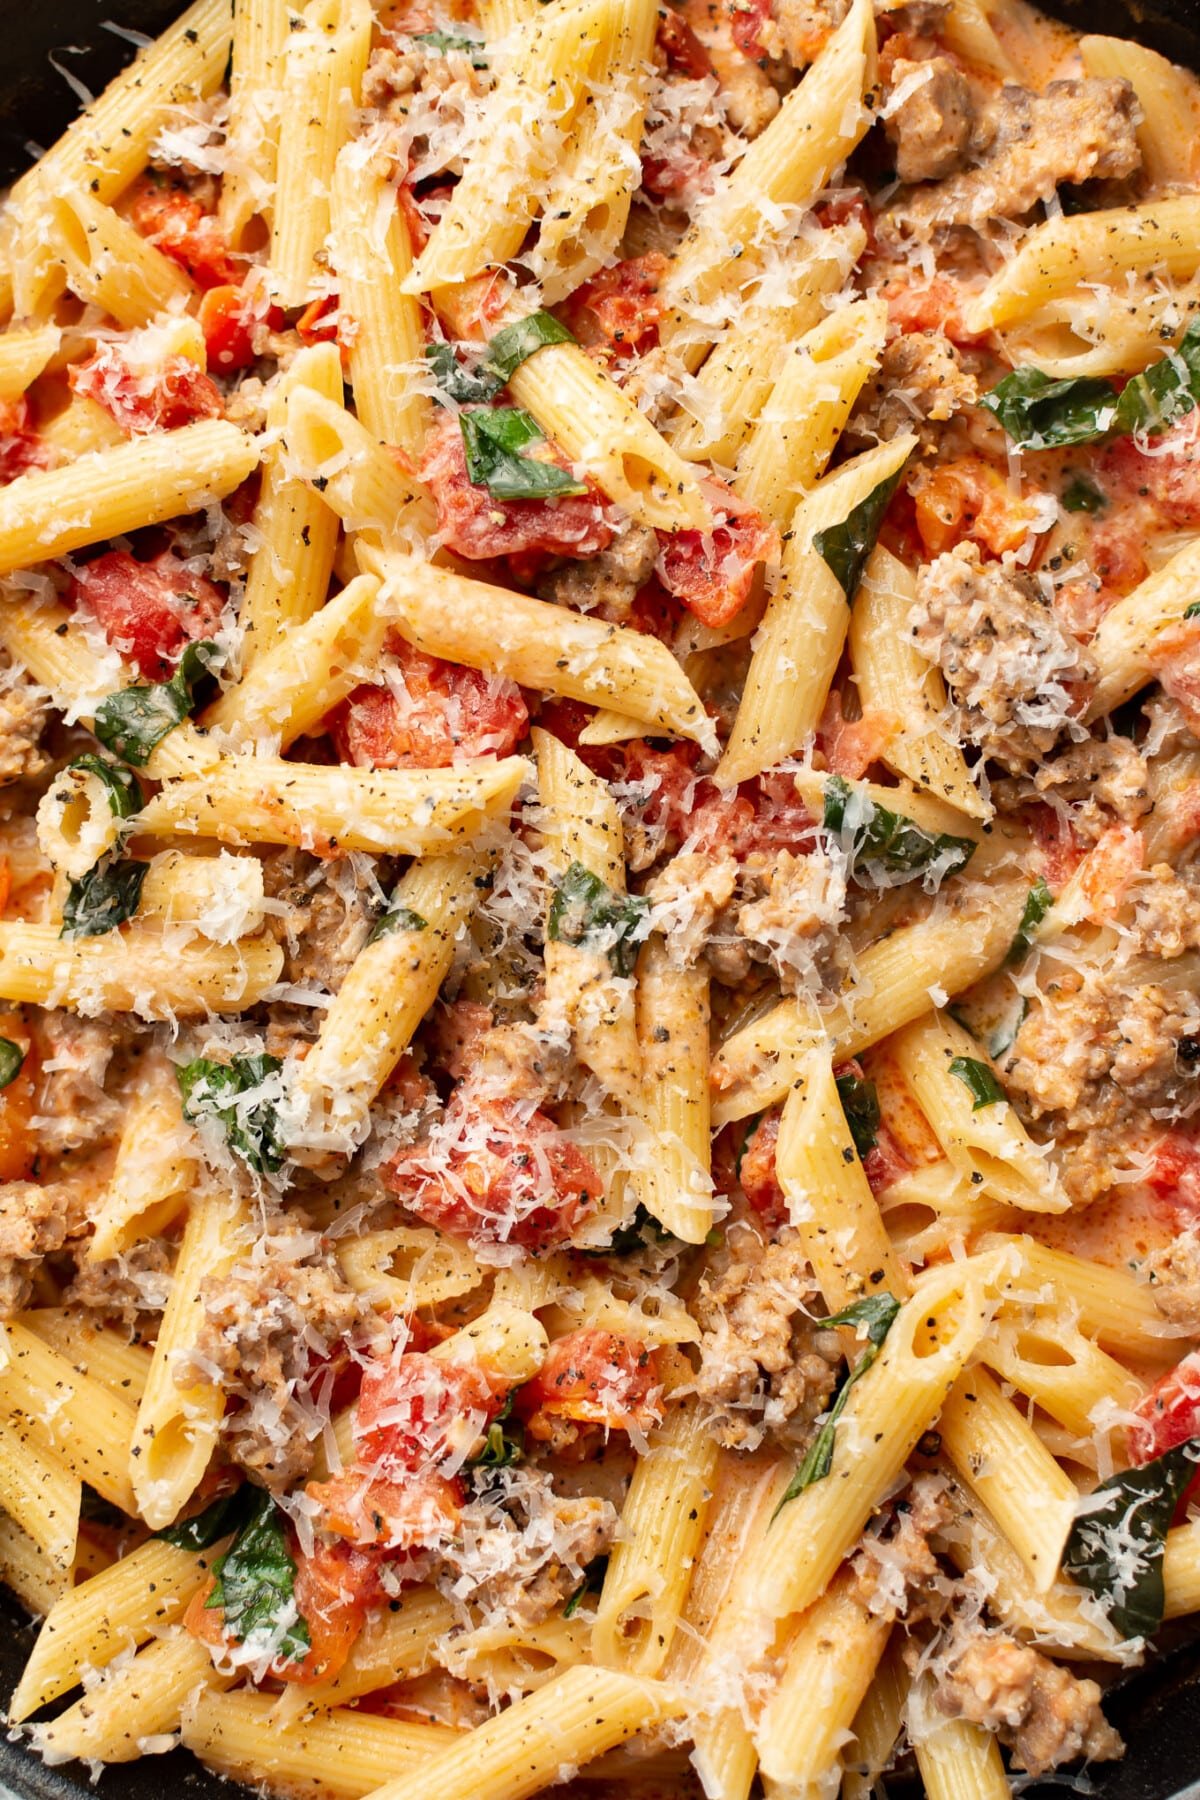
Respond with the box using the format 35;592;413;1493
2;0;1200;1794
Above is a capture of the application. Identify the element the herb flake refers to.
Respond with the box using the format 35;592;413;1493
812;463;908;604
207;1488;310;1666
948;1056;1006;1110
61;856;149;939
65;753;144;818
460;406;586;501
1005;876;1052;966
178;1053;285;1176
823;775;976;888
835;1071;880;1161
983;319;1200;452
548;861;649;977
0;1039;24;1090
1062;1439;1200;1640
774;1293;902;1513
94;640;222;766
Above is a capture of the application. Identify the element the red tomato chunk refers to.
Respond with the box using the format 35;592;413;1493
71;549;226;680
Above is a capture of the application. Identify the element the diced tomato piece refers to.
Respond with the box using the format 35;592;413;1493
516;1329;662;1441
878;272;986;348
738;1109;786;1230
71;549;226;681
297;293;342;346
1100;414;1200;530
70;344;223;436
817;689;897;779
384;1096;602;1251
0;397;47;483
328;636;528;768
199;282;285;372
729;0;772;59
657;491;778;628
127;173;239;289
1027;802;1086;893
0;1009;35;1182
618;741;814;862
565;255;668;359
184;1540;377;1682
913;456;1042;559
1148;1129;1200;1222
656;5;713;73
1129;1352;1200;1511
308;1468;463;1549
355;1351;498;1476
1075;824;1145;924
417;412;614;561
860;1121;909;1196
641;145;713;203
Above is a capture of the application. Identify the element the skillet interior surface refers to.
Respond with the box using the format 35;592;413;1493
1;0;1200;1793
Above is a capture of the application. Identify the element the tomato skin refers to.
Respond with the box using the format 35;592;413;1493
656;494;779;629
516;1330;661;1440
355;1352;498;1475
1129;1353;1200;1510
71;549;226;680
0;1008;35;1182
199;283;285;372
1101;415;1200;530
566;255;668;359
0;397;47;482
656;6;712;73
417;413;614;562
70;346;224;436
619;741;814;862
1027;802;1085;894
1148;1129;1200;1222
127;174;239;289
328;638;529;768
738;1109;786;1231
384;1096;602;1252
729;0;771;58
913;456;1041;559
296;293;341;346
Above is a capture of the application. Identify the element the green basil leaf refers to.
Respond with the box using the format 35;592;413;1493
411;28;488;65
460;407;587;501
812;463;908;604
93;639;223;766
468;1395;524;1469
483;311;575;383
835;1072;880;1161
1005;875;1053;966
982;368;1119;449
547;860;650;977
367;902;428;946
426;342;503;405
1185;600;1200;621
773;1292;902;1514
178;1052;285;1176
585;1201;676;1258
1113;318;1200;437
65;753;144;819
948;1056;1006;1110
1061;474;1106;514
0;1038;24;1090
823;775;976;888
985;319;1200;452
61;857;149;939
1062;1438;1200;1641
207;1488;311;1666
562;1553;609;1618
157;1486;254;1550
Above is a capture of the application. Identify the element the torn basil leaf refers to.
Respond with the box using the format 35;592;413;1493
468;1395;524;1469
948;1056;1005;1110
93;639;223;766
822;775;976;888
428;313;576;408
984;318;1200;451
1185;600;1200;621
367;901;428;946
812;462;908;604
178;1052;285;1176
411;28;488;65
1005;875;1052;966
835;1072;880;1161
1061;474;1106;514
774;1292;902;1513
1062;1438;1200;1641
0;1039;24;1090
61;856;149;939
588;1202;676;1258
988;995;1029;1061
548;861;650;978
484;311;575;383
460;407;587;501
157;1486;253;1551
207;1487;310;1666
65;753;144;818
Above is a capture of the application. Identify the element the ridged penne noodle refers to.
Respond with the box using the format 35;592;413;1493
1080;36;1199;187
0;420;258;576
775;1042;905;1307
285;386;436;545
35;1631;232;1763
50;190;194;326
331;143;429;455
986;1234;1180;1361
337;1227;485;1314
911;1707;1011;1800
634;937;715;1243
735;298;888;527
842;1637;909;1800
0;1325;138;1516
237;341;344;662
593;1402;719;1675
0;1421;80;1574
87;1055;198;1262
1087;537;1200;717
937;1367;1078;1593
270;0;373;307
9;1535;228;1721
365;548;712;745
130;1192;249;1529
979;1314;1144;1441
0;321;59;400
0;920;284;1018
220;0;290;244
22;1312;153;1402
717;435;917;786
